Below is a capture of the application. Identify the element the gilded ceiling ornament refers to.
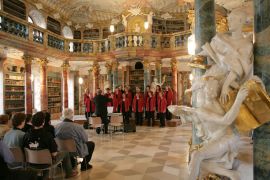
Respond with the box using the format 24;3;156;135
161;12;173;19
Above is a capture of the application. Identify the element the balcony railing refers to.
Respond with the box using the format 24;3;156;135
0;12;191;56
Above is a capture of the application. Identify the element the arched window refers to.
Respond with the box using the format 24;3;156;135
62;26;73;39
3;0;26;20
28;9;46;29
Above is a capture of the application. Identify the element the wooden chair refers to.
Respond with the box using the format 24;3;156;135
8;147;25;169
90;116;104;134
109;115;124;134
24;148;64;179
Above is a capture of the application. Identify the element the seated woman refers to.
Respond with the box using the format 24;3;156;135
43;112;55;138
22;111;78;178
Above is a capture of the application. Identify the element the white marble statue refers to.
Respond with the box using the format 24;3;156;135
199;10;253;104
147;11;154;25
134;23;141;33
170;78;248;180
168;9;255;180
150;76;166;93
122;14;128;28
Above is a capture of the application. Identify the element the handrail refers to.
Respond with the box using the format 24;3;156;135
0;11;191;55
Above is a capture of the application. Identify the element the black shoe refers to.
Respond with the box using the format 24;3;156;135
81;164;93;171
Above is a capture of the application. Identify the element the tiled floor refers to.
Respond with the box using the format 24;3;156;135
70;124;192;180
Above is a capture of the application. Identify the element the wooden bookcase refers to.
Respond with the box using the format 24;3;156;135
47;72;62;117
47;17;61;35
3;0;26;20
83;29;100;40
129;69;144;92
4;65;25;113
152;17;185;34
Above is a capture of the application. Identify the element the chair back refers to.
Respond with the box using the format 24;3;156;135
10;147;25;163
24;148;52;165
55;138;77;153
110;115;123;124
91;117;102;125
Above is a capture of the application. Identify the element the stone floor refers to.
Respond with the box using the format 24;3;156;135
69;124;192;180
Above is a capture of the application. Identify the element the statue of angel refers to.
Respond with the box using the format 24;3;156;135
150;75;166;93
169;78;248;180
122;14;128;27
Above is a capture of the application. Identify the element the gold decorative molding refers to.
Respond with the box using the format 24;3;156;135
188;55;210;70
112;61;119;71
105;62;112;72
143;59;150;70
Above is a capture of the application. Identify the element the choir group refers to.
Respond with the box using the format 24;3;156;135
84;85;173;128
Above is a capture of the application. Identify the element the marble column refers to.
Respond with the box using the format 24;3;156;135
112;61;118;91
105;62;113;89
192;0;216;145
254;0;270;93
0;54;7;114
92;62;100;95
143;59;151;91
23;55;33;114
155;60;162;83
62;61;69;109
39;58;48;111
171;58;178;105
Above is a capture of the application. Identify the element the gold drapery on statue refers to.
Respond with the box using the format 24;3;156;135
222;80;270;133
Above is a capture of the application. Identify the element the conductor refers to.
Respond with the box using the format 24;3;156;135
93;89;112;134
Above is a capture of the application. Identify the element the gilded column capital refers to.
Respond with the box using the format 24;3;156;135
155;60;162;69
38;58;49;66
22;54;33;65
61;61;70;70
171;58;178;71
105;62;112;72
112;61;119;71
143;60;150;70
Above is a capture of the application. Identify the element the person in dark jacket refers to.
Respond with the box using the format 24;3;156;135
43;112;55;138
93;89;112;134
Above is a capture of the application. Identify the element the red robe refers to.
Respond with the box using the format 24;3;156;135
165;89;173;106
146;96;156;112
126;91;133;107
120;98;130;113
132;94;144;112
84;93;95;113
113;91;122;112
158;97;167;113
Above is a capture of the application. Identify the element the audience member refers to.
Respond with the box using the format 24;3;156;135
22;114;32;132
158;92;167;128
23;111;77;178
55;108;95;171
3;113;25;147
0;115;10;139
44;112;55;137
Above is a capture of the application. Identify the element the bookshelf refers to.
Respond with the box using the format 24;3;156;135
3;0;26;20
102;28;110;39
83;29;100;40
129;69;144;92
47;17;61;35
152;17;185;34
47;72;62;116
73;30;81;39
4;65;25;113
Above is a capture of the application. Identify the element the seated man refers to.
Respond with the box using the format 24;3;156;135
55;108;95;171
22;111;77;178
3;113;26;147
